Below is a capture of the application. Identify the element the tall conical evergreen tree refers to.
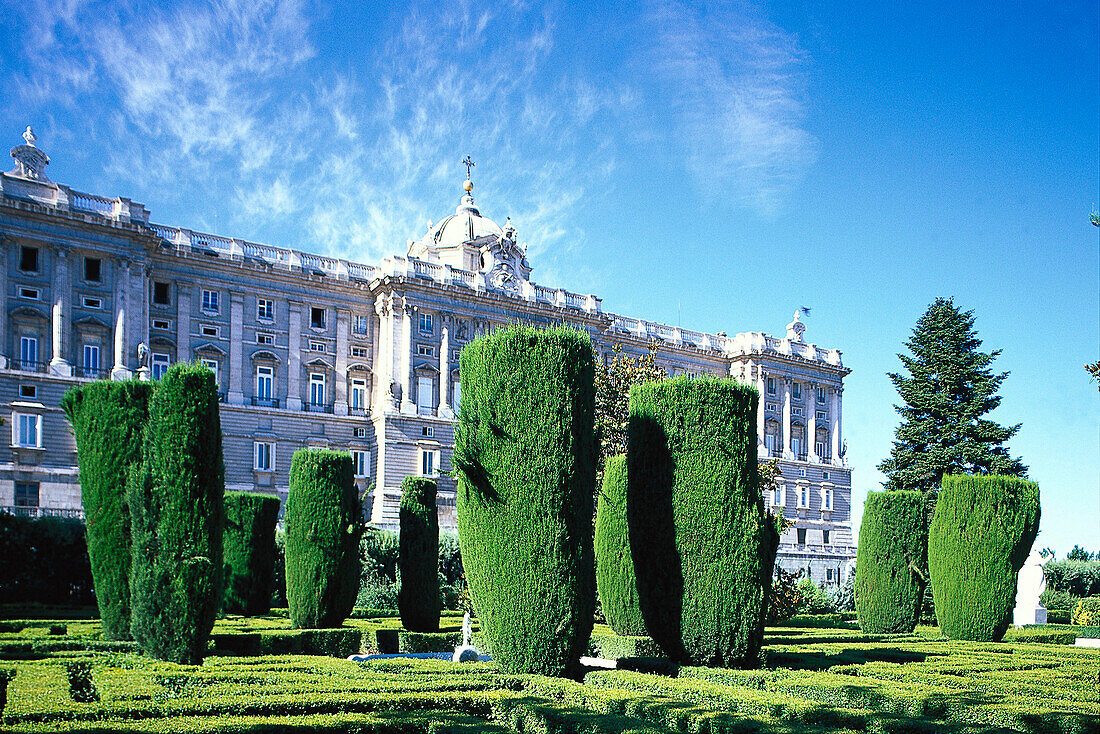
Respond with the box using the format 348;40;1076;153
878;297;1027;494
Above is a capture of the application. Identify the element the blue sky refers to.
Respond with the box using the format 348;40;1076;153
2;0;1097;555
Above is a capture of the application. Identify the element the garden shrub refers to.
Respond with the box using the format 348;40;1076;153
797;577;837;615
0;668;13;718
1071;597;1100;626
286;449;362;628
594;455;646;637
0;514;94;607
128;363;224;664
271;526;287;609
65;660;99;703
626;376;778;668
61;380;153;640
588;633;664;660
399;477;440;632
855;490;927;633
1044;560;1100;598
222;492;281;616
928;474;1040;641
453;325;597;676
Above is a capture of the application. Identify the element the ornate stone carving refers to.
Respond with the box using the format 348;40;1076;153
9;127;50;181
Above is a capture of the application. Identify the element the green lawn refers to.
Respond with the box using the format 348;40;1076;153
0;616;1096;733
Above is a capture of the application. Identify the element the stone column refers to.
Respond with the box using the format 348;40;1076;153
228;293;244;404
49;249;72;376
112;260;130;379
755;365;766;452
0;244;8;368
438;323;452;419
399;297;414;415
831;387;843;465
175;283;192;366
287;301;303;411
373;295;393;413
807;381;818;462
782;377;792;459
334;309;349;416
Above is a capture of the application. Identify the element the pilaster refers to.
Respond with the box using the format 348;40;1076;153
807;381;818;462
399;296;414;415
831;387;843;465
287;301;303;411
0;244;7;367
227;292;244;404
334;308;349;416
111;259;130;378
48;248;72;376
438;321;453;419
782;377;792;459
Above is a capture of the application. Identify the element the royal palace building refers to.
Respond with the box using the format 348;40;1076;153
0;129;855;584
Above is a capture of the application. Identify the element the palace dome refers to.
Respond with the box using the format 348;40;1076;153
427;181;503;247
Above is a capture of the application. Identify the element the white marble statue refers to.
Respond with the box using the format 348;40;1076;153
1013;549;1048;627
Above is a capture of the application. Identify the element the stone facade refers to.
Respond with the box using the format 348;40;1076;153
0;131;855;585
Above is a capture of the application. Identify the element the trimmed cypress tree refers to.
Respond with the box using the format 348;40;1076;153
855;491;927;633
453;325;597;676
285;449;361;629
595;455;646;636
60;381;154;640
928;474;1040;641
398;477;440;632
128;363;224;664
222;492;281;616
627;376;777;668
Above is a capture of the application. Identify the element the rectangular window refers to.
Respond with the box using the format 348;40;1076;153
152;318;170;330
254;441;274;471
19;246;38;272
822;488;834;511
772;486;783;506
421;426;434;438
257;298;274;320
796;528;806;545
255;366;273;400
792;407;803;417
20;336;38;367
14;481;39;507
765;402;777;412
418;313;433;335
792;438;802;456
201;358;220;386
816;440;826;457
151;353;170;380
416;344;434;357
420;448;440;477
201;325;219;338
452;380;461;412
353;315;369;334
19;385;36;399
352;450;369;478
798;486;809;507
19;287;40;300
766;377;776;395
354;427;367;438
350;346;368;358
417;376;433;411
153;282;170;305
827;568;834;582
309;373;326;405
14;413;41;447
310;307;326;330
82;296;102;309
822;471;830;480
816;410;827;422
797;467;806;477
817;387;826;403
82;344;100;377
309;341;326;353
350;379;367;411
823;530;831;545
256;333;274;345
84;257;101;282
201;289;219;313
792;382;802;399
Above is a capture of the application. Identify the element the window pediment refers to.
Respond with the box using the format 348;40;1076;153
250;350;280;363
9;305;48;321
195;342;227;356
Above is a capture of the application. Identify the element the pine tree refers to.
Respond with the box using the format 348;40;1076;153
878;298;1026;494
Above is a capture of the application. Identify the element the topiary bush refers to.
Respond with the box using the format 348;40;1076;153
399;476;440;632
928;474;1040;641
128;363;224;664
627;376;778;668
855;490;927;633
595;454;646;636
60;380;154;640
1072;597;1100;626
222;492;281;616
286;449;362;629
0;668;14;719
453;325;597;676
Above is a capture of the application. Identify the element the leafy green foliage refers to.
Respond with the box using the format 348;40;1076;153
357;526;399;610
454;325;597;676
766;567;804;624
796;577;837;615
879;298;1027;494
128;363;224;664
855;491;927;633
627;376;778;668
1066;545;1096;561
1044;560;1100;597
65;660;98;703
0;668;14;719
594;343;666;467
286;450;362;629
399;477;440;633
0;514;94;606
1072;597;1100;626
60;380;154;639
222;492;281;616
594;455;646;636
928;474;1040;641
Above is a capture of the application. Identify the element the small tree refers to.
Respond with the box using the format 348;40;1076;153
222;492;281;616
855;491;927;633
128;363;224;664
285;450;362;628
928;474;1040;641
594;455;646;636
60;380;154;640
398;476;440;632
594;343;666;468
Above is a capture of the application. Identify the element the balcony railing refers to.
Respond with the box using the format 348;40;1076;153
1;506;85;520
303;402;334;414
80;366;111;379
251;396;281;408
11;360;46;373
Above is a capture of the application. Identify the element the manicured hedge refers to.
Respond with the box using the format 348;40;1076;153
222;492;281;616
128;363;224;663
60;380;153;639
928;474;1040;641
286;450;361;629
211;627;363;657
855;490;927;633
594;455;646;637
399;477;440;633
1045;560;1100;597
626;376;778;668
1072;597;1100;626
453;325;597;676
0;515;94;607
